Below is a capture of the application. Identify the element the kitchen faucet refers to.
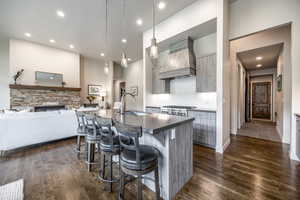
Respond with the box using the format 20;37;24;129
120;91;135;114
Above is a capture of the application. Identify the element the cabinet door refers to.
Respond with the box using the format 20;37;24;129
146;107;161;114
296;117;300;159
196;54;216;92
152;67;170;94
188;110;216;148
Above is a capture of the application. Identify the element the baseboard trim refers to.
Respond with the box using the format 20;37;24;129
216;137;231;154
0;136;76;157
290;151;300;162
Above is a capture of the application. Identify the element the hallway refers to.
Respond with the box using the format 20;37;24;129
237;121;281;142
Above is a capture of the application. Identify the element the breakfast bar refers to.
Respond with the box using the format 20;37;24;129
96;110;194;200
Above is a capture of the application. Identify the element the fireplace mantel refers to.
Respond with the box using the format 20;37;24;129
9;84;81;92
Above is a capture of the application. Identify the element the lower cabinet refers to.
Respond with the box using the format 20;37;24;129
296;115;300;159
146;107;161;114
188;110;216;149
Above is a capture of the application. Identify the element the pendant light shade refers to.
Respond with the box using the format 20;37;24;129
150;0;158;59
104;0;109;74
150;38;158;59
121;0;128;68
121;52;128;68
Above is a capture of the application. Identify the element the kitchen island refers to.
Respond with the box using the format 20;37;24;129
96;110;194;200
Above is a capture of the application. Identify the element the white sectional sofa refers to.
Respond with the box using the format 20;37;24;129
0;110;78;151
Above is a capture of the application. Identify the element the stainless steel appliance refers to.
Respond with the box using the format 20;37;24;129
161;105;197;116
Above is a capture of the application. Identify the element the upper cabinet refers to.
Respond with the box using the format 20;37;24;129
196;53;216;92
152;65;170;94
148;49;170;94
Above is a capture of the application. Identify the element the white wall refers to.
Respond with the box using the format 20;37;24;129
145;33;217;109
9;39;80;88
229;26;291;144
237;59;246;128
80;56;109;105
276;50;284;138
216;0;230;153
0;36;10;109
123;60;144;111
143;0;217;109
229;0;300;160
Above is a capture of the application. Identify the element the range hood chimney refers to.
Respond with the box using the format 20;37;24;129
159;37;196;80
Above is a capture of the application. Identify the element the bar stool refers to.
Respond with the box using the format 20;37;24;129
114;121;160;200
75;111;86;158
84;114;101;172
96;116;121;192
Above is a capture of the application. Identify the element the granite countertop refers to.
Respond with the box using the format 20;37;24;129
95;110;194;134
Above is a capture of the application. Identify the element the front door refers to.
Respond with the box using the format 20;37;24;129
252;82;271;120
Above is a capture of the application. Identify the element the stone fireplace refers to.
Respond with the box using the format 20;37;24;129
10;84;81;110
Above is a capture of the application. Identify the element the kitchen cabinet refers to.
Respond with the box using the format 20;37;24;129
152;66;170;94
196;53;216;92
187;110;216;149
296;115;300;159
146;106;161;114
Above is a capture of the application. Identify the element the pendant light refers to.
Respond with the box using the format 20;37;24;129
121;0;128;67
104;0;109;74
150;0;158;59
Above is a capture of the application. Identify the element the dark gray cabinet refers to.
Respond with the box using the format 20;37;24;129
146;107;161;114
296;115;300;159
196;53;216;92
188;110;216;149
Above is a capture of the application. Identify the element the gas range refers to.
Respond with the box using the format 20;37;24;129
161;105;197;116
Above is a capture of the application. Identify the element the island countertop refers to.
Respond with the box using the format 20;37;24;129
94;110;194;134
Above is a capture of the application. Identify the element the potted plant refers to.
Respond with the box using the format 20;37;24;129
13;69;24;85
86;95;96;104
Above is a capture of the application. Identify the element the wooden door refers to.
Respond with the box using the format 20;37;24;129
252;82;271;119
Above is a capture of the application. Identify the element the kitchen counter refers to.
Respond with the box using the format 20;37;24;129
96;110;194;134
94;109;194;200
146;105;216;112
189;108;216;112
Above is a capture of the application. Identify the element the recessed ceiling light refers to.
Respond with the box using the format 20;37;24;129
136;18;143;26
69;44;74;49
158;1;166;10
256;56;263;60
100;53;105;57
121;38;127;43
49;39;56;43
24;32;31;37
56;10;65;18
256;64;263;68
127;58;131;61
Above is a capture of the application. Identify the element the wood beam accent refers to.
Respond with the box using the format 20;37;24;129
9;84;81;92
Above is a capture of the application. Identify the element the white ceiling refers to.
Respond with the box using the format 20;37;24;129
0;0;201;63
237;43;283;70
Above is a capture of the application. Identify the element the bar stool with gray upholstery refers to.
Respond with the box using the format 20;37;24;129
114;121;160;200
96;116;121;192
75;110;86;158
84;114;101;172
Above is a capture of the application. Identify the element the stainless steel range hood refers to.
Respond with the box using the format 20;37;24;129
159;37;196;80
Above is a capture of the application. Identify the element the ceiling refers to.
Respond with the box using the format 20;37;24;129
0;0;200;63
237;43;283;70
157;19;217;52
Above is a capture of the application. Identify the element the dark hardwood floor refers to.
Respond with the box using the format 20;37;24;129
0;135;299;200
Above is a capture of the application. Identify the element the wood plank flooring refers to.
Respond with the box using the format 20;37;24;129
238;121;281;142
0;135;299;200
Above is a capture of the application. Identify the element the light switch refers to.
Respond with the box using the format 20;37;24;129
171;129;176;140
